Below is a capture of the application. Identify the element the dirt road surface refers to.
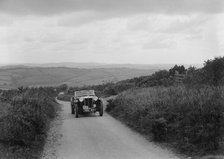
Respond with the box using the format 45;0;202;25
42;100;181;159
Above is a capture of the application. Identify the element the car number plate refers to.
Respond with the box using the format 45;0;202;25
83;106;89;109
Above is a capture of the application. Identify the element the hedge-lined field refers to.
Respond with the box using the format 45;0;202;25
106;86;224;155
0;87;59;158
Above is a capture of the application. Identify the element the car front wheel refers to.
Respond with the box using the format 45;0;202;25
99;100;103;116
71;104;75;114
75;104;79;118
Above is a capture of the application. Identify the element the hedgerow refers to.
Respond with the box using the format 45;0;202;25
0;87;58;147
106;86;224;154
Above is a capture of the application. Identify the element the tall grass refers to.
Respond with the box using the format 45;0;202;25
0;87;58;149
106;86;224;154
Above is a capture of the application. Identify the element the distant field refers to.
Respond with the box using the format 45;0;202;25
0;72;13;90
0;67;156;89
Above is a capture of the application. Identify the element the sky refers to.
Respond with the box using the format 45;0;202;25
0;0;223;65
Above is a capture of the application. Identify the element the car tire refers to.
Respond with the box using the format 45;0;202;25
75;104;79;118
71;104;75;114
99;100;103;116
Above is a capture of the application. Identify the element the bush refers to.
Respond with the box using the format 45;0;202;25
0;87;58;146
203;57;224;86
151;117;167;142
106;86;224;154
184;56;224;87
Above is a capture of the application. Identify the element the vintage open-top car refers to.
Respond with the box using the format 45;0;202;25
71;90;103;118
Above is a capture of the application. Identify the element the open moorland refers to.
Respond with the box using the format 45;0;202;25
0;67;156;90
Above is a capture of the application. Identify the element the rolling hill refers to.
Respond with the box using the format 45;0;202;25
1;62;202;70
0;67;157;90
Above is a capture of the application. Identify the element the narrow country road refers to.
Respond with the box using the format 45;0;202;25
43;100;181;159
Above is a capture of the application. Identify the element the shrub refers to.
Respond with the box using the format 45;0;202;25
0;87;58;146
203;57;224;86
106;86;224;154
184;56;224;87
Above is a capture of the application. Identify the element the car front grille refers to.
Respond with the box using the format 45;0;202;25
84;98;93;107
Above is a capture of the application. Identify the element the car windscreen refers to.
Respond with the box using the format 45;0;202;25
75;90;95;97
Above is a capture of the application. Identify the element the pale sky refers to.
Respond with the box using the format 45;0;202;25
0;0;223;65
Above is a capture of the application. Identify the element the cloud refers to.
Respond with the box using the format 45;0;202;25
142;38;175;50
127;14;210;43
128;14;208;32
0;14;14;26
217;14;224;53
0;1;223;65
0;0;223;16
161;15;208;33
40;33;66;43
57;11;110;26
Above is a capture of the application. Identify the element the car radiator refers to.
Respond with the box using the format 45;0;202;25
84;98;93;107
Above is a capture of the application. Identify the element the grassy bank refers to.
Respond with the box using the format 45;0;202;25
0;87;59;159
106;86;224;156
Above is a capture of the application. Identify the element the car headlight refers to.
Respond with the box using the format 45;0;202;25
93;97;98;101
79;98;84;102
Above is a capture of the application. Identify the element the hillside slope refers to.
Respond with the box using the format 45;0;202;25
0;67;155;89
